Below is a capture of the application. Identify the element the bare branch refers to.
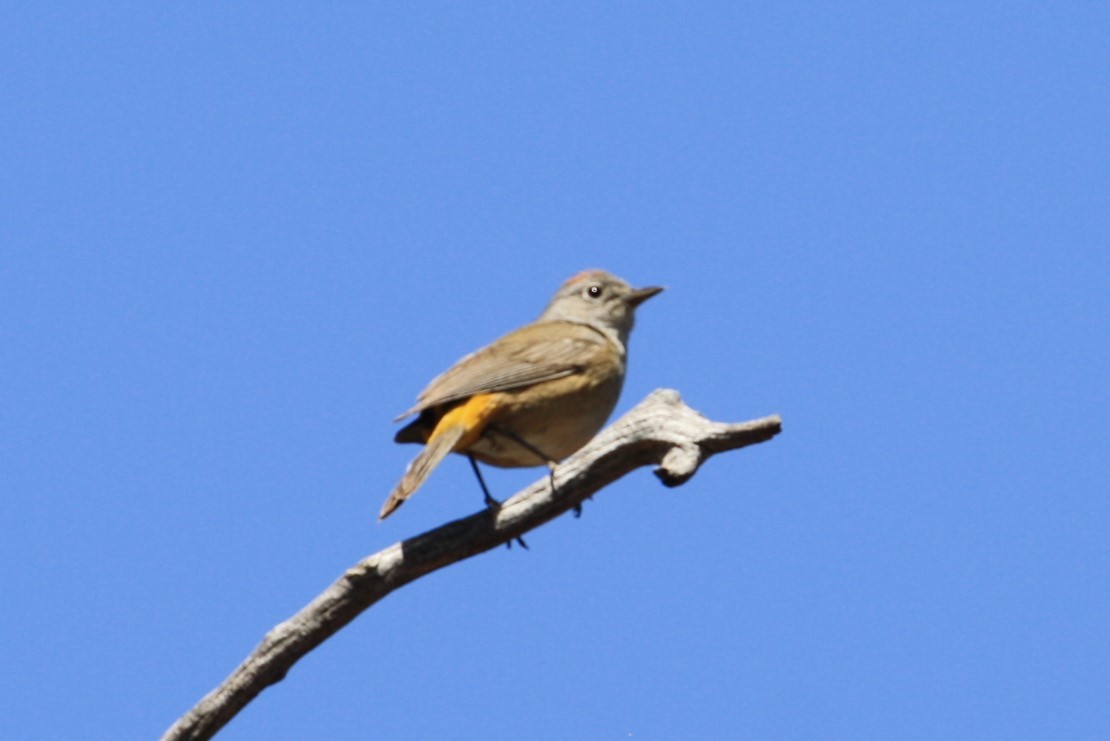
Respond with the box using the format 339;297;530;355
161;389;782;740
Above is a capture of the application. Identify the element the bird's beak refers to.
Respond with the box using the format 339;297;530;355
624;285;664;307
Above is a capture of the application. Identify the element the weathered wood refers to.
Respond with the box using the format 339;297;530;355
162;389;782;740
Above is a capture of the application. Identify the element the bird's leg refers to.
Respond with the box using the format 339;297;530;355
487;424;582;517
468;454;498;507
487;425;559;490
468;454;527;550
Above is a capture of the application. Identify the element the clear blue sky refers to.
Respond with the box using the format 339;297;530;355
3;4;1107;739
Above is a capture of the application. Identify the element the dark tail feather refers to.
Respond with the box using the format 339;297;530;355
379;424;466;520
394;412;433;444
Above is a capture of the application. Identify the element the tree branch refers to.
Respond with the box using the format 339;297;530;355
161;389;782;740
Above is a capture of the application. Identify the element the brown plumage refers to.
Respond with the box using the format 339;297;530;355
380;270;661;520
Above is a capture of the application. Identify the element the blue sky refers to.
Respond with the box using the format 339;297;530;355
2;4;1108;739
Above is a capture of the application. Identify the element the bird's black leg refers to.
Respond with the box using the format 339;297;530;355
487;425;559;490
469;453;528;550
468;454;498;507
488;424;581;517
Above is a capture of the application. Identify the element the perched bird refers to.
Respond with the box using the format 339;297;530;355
380;269;662;520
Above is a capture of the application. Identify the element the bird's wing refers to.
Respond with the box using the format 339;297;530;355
395;321;614;420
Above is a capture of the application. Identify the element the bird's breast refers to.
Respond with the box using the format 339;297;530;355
468;359;625;468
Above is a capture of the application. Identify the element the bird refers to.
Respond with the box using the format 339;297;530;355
379;269;662;520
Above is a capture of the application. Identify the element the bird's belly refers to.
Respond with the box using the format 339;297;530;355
467;372;623;468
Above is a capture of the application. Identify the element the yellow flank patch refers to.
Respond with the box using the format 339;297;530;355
428;393;500;452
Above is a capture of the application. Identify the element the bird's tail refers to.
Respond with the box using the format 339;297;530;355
379;423;467;520
379;393;499;520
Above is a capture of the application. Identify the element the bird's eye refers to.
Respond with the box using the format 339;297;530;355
585;284;603;299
